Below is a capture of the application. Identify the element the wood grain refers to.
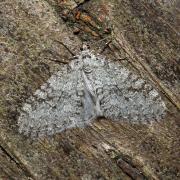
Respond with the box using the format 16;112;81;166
0;0;179;179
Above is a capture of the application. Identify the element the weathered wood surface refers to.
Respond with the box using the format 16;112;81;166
0;0;179;179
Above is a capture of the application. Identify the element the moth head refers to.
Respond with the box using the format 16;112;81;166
69;58;83;70
82;52;104;72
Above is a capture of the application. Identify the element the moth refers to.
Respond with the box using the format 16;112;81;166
18;45;166;137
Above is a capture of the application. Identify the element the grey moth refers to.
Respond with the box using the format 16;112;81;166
18;46;166;137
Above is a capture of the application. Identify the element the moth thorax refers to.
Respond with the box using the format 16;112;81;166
83;65;93;73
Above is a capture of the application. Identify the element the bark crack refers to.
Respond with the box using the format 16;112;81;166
0;144;36;180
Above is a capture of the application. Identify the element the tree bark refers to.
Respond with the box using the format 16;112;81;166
0;0;179;179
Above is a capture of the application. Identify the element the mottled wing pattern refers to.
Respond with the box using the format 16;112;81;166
18;66;84;137
84;56;166;123
18;48;167;137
